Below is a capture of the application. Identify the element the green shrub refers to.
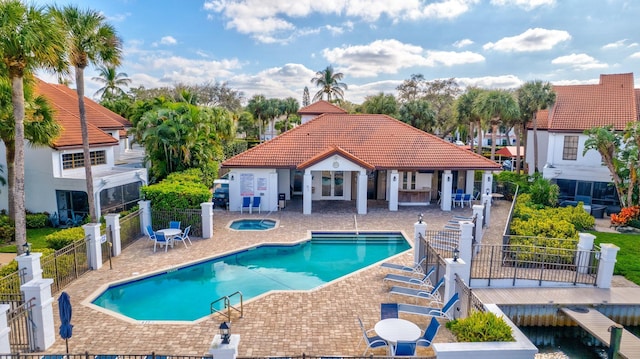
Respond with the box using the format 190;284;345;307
142;169;211;210
528;177;559;207
0;216;14;244
26;213;49;228
446;311;514;342
45;227;85;250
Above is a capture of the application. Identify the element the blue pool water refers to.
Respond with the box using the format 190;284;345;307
92;232;410;321
229;219;276;230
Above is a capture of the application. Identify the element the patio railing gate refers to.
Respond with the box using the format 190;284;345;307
6;296;37;353
454;273;484;319
119;209;142;250
151;208;202;237
41;237;91;294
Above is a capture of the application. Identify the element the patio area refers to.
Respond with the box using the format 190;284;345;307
42;200;512;356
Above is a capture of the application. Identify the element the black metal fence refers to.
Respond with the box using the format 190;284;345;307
41;237;91;294
151;208;202;237
119;209;142;250
454;273;484;319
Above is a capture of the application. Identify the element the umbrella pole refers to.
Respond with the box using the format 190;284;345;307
65;338;69;354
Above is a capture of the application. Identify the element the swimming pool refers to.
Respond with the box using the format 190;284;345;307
91;232;410;321
229;219;277;230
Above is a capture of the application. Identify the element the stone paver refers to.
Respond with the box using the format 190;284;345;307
42;200;511;356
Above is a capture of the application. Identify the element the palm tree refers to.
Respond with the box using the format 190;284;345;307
92;65;131;100
246;95;269;142
473;90;520;160
311;65;347;102
0;0;66;252
517;80;556;173
51;5;123;222
456;87;484;152
279;97;299;133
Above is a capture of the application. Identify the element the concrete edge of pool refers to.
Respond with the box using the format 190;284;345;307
82;230;413;324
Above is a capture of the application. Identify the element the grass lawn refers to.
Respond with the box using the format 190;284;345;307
0;227;60;253
592;231;640;285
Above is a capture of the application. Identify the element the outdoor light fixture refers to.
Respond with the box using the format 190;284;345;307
393;176;397;182
418;213;423;224
447;176;450;182
453;248;460;262
219;322;231;344
23;242;32;256
486;188;490;195
230;174;235;181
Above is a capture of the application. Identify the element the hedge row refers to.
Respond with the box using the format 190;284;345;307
141;168;211;210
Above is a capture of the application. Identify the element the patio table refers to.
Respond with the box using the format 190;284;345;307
157;228;181;248
374;318;421;345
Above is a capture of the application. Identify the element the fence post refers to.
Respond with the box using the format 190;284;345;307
459;221;474;264
84;223;103;270
20;278;55;351
577;233;596;274
472;205;484;244
138;200;152;233
596;243;620;289
16;252;43;282
414;216;427;267
105;213;122;257
0;304;10;353
201;202;214;239
481;193;492;227
444;258;467;317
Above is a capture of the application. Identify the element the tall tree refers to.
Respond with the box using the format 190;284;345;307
279;97;299;133
398;99;436;132
246;95;269;142
361;92;398;117
92;65;131;100
302;86;310;107
456;87;484;153
51;5;123;222
517;80;556;173
0;0;66;252
473;90;520;160
311;65;347;102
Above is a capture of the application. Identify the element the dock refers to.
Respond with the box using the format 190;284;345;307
561;307;640;359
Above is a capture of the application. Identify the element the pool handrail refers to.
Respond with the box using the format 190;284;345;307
210;291;244;321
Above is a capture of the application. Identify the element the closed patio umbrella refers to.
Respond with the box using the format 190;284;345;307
58;291;73;354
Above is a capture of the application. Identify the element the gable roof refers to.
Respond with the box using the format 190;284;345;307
298;100;347;115
35;79;126;149
547;73;638;132
223;114;501;171
495;146;524;158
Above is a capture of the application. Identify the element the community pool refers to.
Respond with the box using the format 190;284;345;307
91;232;410;321
229;219;276;230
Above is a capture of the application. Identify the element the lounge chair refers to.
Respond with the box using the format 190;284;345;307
380;257;426;274
392;341;416;356
357;317;388;355
383;266;435;288
388;277;444;302
173;225;192;248
417;316;441;348
380;303;398;319
396;292;460;320
153;232;172;253
251;196;261;214
240;197;251;213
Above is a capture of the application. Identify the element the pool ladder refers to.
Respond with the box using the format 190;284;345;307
210;291;243;322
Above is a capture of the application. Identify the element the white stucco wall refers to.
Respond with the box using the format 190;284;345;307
541;132;611;182
305;155;367;201
525;129;549;175
227;168;279;212
276;168;291;200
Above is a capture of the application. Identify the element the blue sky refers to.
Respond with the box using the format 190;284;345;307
35;0;640;104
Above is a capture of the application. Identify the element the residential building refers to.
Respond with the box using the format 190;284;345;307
0;79;147;223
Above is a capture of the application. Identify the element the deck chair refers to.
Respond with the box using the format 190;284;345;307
397;292;460;320
389;277;444;302
169;221;181;229
392;341;417;356
251;196;261;214
380;257;426;274
241;197;251;213
153;232;172;253
380;303;399;319
463;193;472;207
383;266;435;287
173;225;192;248
417;316;441;348
452;193;464;208
357;317;388;355
145;225;156;242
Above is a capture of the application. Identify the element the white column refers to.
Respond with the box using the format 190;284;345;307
303;171;312;215
459;221;474;265
0;304;10;354
16;252;43;282
208;334;240;359
465;170;475;194
596;243;620;289
21;278;55;351
138;200;152;234
482;193;492;227
201;202;214;239
482;171;493;196
105;213;121;257
84;223;103;270
444;258;467;315
268;171;278;212
577;233;596;274
357;171;368;214
441;170;453;211
472;205;484;244
414;218;428;266
388;170;399;211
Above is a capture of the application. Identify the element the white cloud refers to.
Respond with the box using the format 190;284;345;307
457;75;523;89
483;28;571;52
490;0;555;11
629;52;640;59
551;78;599;86
106;12;131;23
453;39;474;48
347;80;403;103
160;36;178;45
551;53;608;70
425;50;485;66
602;39;628;50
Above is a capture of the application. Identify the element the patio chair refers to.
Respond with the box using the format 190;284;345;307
388;277;444;302
380;303;399;319
145;225;156;242
452;193;464;208
396;292;460;320
463;193;472;207
392;341;417;356
153;232;172;253
380;257;426;274
173;225;192;248
251;196;261;214
357;317;388;355
417;316;441;348
383;266;435;287
169;221;181;230
241;197;251;213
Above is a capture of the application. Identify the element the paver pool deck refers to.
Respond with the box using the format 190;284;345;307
41;200;514;356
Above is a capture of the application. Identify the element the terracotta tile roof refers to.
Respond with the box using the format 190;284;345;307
495;146;524;157
223;114;501;171
35;79;120;149
548;73;638;132
528;109;549;130
298;100;347;115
